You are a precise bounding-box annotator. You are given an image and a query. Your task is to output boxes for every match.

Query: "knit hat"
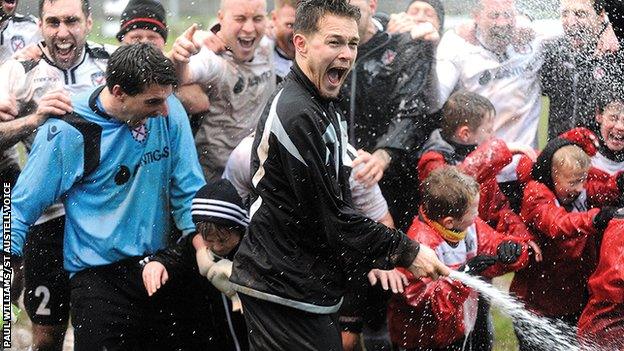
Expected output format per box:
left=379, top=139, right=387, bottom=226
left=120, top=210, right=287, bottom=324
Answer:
left=191, top=179, right=249, bottom=231
left=116, top=0, right=168, bottom=42
left=531, top=138, right=574, bottom=191
left=407, top=0, right=445, bottom=31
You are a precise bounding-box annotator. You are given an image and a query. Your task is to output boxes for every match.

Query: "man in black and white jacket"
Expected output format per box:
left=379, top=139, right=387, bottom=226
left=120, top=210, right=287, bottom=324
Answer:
left=217, top=0, right=450, bottom=349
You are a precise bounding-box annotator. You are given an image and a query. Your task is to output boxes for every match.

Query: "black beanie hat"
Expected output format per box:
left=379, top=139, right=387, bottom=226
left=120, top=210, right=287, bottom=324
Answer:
left=116, top=0, right=168, bottom=42
left=531, top=138, right=575, bottom=191
left=407, top=0, right=445, bottom=31
left=191, top=179, right=249, bottom=231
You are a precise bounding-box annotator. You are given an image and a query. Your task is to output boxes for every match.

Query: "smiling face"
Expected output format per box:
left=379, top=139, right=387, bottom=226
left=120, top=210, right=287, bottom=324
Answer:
left=218, top=0, right=267, bottom=62
left=1, top=0, right=17, bottom=19
left=473, top=0, right=516, bottom=49
left=115, top=83, right=172, bottom=127
left=39, top=0, right=92, bottom=70
left=561, top=0, right=602, bottom=50
left=272, top=4, right=296, bottom=58
left=552, top=163, right=588, bottom=205
left=295, top=14, right=359, bottom=99
left=597, top=100, right=624, bottom=152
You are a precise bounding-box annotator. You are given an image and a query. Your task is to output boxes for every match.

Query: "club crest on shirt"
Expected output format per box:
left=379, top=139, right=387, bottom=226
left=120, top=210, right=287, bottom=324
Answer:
left=381, top=49, right=397, bottom=66
left=131, top=123, right=149, bottom=143
left=10, top=35, right=25, bottom=52
left=91, top=72, right=106, bottom=86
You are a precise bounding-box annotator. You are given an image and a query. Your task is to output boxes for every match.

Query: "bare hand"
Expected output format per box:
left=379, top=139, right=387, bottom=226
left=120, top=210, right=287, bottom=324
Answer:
left=142, top=261, right=169, bottom=297
left=410, top=22, right=440, bottom=42
left=387, top=12, right=415, bottom=34
left=408, top=244, right=450, bottom=280
left=194, top=29, right=229, bottom=54
left=35, top=90, right=72, bottom=122
left=169, top=24, right=201, bottom=64
left=526, top=240, right=543, bottom=262
left=506, top=142, right=537, bottom=162
left=367, top=268, right=409, bottom=293
left=12, top=43, right=43, bottom=61
left=0, top=95, right=18, bottom=121
left=596, top=22, right=619, bottom=56
left=352, top=149, right=389, bottom=187
left=455, top=20, right=477, bottom=45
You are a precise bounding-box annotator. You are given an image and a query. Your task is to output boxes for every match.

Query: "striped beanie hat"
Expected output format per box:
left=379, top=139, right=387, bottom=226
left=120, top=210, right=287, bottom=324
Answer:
left=191, top=179, right=249, bottom=230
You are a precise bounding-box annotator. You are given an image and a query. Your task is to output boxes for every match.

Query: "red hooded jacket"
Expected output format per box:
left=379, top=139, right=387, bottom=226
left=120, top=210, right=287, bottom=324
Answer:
left=388, top=217, right=530, bottom=349
left=577, top=219, right=624, bottom=349
left=418, top=137, right=531, bottom=239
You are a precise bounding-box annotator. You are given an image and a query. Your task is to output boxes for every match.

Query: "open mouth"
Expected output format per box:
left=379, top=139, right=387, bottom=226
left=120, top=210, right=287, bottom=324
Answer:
left=326, top=67, right=348, bottom=85
left=238, top=37, right=256, bottom=50
left=54, top=42, right=75, bottom=59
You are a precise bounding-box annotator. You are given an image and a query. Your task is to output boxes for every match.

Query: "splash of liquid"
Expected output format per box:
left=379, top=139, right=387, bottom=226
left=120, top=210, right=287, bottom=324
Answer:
left=448, top=270, right=599, bottom=351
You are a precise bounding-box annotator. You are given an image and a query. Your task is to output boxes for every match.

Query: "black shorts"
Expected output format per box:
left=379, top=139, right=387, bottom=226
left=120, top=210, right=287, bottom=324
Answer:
left=239, top=293, right=342, bottom=351
left=70, top=258, right=210, bottom=351
left=23, top=215, right=70, bottom=326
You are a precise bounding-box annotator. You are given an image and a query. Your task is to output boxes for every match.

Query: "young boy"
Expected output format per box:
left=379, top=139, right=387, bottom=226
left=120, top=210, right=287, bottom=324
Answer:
left=511, top=139, right=624, bottom=350
left=577, top=218, right=624, bottom=349
left=141, top=179, right=249, bottom=350
left=388, top=166, right=533, bottom=350
left=590, top=88, right=624, bottom=177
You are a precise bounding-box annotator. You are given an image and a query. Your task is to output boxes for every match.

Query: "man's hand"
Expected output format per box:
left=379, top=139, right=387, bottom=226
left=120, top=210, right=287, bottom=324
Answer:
left=387, top=13, right=439, bottom=42
left=367, top=268, right=409, bottom=293
left=596, top=22, right=619, bottom=56
left=506, top=142, right=537, bottom=161
left=408, top=244, right=451, bottom=280
left=352, top=149, right=389, bottom=187
left=35, top=90, right=73, bottom=122
left=169, top=24, right=201, bottom=64
left=142, top=261, right=169, bottom=297
left=0, top=95, right=18, bottom=121
left=193, top=29, right=229, bottom=54
left=12, top=43, right=43, bottom=61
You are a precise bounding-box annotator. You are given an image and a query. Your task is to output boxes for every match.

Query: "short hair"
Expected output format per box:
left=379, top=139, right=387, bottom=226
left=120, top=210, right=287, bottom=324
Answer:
left=440, top=90, right=495, bottom=140
left=596, top=78, right=624, bottom=113
left=592, top=0, right=606, bottom=15
left=552, top=145, right=591, bottom=173
left=421, top=166, right=480, bottom=221
left=39, top=0, right=91, bottom=18
left=105, top=43, right=177, bottom=96
left=294, top=0, right=360, bottom=35
left=275, top=0, right=297, bottom=9
left=196, top=221, right=244, bottom=241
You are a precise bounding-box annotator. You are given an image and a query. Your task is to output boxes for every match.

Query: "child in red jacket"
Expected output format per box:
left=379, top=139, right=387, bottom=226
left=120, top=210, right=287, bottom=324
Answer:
left=418, top=90, right=535, bottom=240
left=577, top=218, right=624, bottom=349
left=510, top=139, right=624, bottom=351
left=388, top=166, right=533, bottom=350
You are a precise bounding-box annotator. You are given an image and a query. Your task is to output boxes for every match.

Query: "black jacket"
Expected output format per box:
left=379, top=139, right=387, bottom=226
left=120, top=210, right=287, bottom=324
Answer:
left=150, top=234, right=249, bottom=351
left=542, top=37, right=622, bottom=139
left=337, top=23, right=438, bottom=229
left=230, top=63, right=420, bottom=313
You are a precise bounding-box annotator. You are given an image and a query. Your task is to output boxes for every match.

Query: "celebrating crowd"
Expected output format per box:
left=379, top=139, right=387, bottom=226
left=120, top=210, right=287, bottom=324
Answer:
left=1, top=0, right=624, bottom=350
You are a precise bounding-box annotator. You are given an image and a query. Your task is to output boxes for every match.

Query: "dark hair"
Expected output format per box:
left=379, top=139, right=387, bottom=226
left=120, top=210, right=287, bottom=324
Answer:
left=294, top=0, right=360, bottom=35
left=596, top=75, right=624, bottom=113
left=39, top=0, right=91, bottom=18
left=421, top=166, right=480, bottom=221
left=441, top=90, right=495, bottom=140
left=105, top=43, right=177, bottom=96
left=593, top=0, right=606, bottom=15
